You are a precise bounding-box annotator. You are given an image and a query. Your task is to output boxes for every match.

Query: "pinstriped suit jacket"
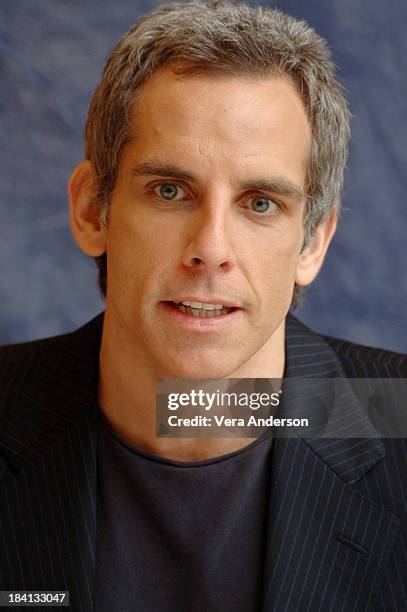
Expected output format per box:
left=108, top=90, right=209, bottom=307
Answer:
left=0, top=312, right=406, bottom=611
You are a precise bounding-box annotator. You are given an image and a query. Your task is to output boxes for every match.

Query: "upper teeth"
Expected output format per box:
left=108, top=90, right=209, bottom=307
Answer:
left=181, top=301, right=225, bottom=310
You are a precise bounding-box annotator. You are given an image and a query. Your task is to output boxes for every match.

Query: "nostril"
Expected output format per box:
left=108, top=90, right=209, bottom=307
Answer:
left=192, top=257, right=204, bottom=265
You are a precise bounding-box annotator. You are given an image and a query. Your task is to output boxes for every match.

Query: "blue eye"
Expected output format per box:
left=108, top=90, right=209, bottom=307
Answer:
left=249, top=197, right=278, bottom=214
left=154, top=183, right=185, bottom=200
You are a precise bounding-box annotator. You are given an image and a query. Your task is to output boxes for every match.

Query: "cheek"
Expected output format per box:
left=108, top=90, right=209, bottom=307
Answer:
left=106, top=210, right=178, bottom=290
left=243, top=229, right=302, bottom=321
left=243, top=225, right=302, bottom=283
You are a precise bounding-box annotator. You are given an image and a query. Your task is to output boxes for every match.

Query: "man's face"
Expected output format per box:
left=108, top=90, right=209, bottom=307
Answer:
left=103, top=67, right=311, bottom=378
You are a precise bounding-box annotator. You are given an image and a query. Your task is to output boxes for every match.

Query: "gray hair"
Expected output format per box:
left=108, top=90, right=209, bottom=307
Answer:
left=84, top=0, right=350, bottom=297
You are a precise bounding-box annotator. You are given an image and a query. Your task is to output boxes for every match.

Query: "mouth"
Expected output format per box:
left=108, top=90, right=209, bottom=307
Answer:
left=165, top=300, right=239, bottom=318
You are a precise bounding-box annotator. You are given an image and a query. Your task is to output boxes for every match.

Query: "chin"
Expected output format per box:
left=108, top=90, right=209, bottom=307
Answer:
left=161, top=356, right=237, bottom=380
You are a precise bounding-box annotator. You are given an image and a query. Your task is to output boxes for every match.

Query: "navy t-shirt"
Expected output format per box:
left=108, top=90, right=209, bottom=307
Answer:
left=93, top=412, right=273, bottom=611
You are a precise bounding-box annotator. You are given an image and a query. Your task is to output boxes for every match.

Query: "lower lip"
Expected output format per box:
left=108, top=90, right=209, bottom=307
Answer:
left=160, top=302, right=243, bottom=332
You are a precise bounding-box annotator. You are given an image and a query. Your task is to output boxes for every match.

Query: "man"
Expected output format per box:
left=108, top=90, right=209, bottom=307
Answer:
left=0, top=1, right=406, bottom=610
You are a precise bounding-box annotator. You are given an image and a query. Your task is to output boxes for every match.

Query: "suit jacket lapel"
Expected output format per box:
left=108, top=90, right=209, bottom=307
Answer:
left=262, top=437, right=400, bottom=612
left=261, top=314, right=400, bottom=611
left=0, top=312, right=401, bottom=611
left=0, top=314, right=103, bottom=612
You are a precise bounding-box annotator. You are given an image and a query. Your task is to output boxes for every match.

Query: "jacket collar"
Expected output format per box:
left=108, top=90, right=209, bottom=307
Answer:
left=0, top=312, right=398, bottom=611
left=0, top=314, right=103, bottom=611
left=284, top=313, right=385, bottom=485
left=261, top=314, right=398, bottom=611
left=0, top=313, right=103, bottom=472
left=0, top=311, right=385, bottom=482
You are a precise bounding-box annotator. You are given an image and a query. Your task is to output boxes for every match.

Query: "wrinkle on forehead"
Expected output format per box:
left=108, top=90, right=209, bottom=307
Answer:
left=126, top=67, right=311, bottom=183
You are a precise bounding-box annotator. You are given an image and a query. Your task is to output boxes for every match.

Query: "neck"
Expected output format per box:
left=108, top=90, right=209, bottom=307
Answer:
left=97, top=311, right=285, bottom=462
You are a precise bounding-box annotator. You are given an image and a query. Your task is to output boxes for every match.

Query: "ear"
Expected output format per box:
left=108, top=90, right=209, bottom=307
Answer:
left=295, top=206, right=338, bottom=286
left=68, top=160, right=107, bottom=257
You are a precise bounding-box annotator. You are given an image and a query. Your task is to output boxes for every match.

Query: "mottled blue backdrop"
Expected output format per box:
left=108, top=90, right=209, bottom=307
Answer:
left=1, top=0, right=406, bottom=351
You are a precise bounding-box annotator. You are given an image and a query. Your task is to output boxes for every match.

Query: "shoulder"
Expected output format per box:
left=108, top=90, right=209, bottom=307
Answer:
left=0, top=313, right=104, bottom=365
left=0, top=336, right=59, bottom=417
left=0, top=328, right=78, bottom=374
left=323, top=334, right=407, bottom=378
left=0, top=313, right=104, bottom=420
left=286, top=313, right=407, bottom=378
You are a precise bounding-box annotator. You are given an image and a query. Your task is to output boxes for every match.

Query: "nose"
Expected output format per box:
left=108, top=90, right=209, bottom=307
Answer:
left=181, top=198, right=236, bottom=273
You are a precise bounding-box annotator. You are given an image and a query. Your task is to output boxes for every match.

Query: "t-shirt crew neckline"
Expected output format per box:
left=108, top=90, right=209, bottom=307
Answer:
left=97, top=407, right=273, bottom=468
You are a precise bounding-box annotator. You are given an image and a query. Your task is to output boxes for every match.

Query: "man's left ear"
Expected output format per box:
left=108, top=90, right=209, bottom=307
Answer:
left=295, top=206, right=338, bottom=287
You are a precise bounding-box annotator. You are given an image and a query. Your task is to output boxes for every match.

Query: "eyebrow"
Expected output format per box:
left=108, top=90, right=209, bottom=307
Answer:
left=130, top=161, right=306, bottom=203
left=131, top=162, right=195, bottom=183
left=239, top=178, right=306, bottom=203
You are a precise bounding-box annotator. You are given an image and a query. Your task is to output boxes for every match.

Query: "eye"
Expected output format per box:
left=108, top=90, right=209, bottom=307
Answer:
left=154, top=183, right=186, bottom=201
left=248, top=196, right=279, bottom=215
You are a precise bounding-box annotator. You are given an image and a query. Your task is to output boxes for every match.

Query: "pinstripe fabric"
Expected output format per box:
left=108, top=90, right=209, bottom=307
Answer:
left=325, top=334, right=407, bottom=611
left=261, top=317, right=407, bottom=611
left=0, top=312, right=406, bottom=611
left=0, top=317, right=100, bottom=611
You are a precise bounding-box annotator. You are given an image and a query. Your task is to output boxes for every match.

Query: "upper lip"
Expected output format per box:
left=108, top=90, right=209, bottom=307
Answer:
left=165, top=297, right=240, bottom=308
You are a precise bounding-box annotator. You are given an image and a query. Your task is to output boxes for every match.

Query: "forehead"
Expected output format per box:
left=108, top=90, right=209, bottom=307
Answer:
left=123, top=66, right=311, bottom=186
